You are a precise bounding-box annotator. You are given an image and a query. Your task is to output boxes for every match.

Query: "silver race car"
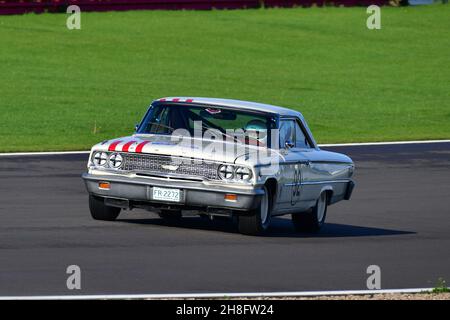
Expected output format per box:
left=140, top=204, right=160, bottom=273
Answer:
left=82, top=97, right=355, bottom=235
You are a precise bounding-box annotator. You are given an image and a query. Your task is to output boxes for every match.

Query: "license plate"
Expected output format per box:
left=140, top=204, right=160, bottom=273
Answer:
left=152, top=187, right=181, bottom=202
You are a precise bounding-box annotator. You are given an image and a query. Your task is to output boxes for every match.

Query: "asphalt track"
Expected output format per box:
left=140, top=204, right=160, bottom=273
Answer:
left=0, top=143, right=449, bottom=296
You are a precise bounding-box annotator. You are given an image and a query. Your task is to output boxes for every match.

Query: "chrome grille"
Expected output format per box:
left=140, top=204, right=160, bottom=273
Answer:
left=121, top=153, right=219, bottom=180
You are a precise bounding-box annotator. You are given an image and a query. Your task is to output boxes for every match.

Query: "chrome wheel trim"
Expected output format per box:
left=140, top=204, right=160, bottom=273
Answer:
left=260, top=187, right=270, bottom=227
left=317, top=192, right=326, bottom=222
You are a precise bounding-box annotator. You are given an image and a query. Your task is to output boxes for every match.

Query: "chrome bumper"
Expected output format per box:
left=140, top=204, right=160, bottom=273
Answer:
left=82, top=172, right=263, bottom=211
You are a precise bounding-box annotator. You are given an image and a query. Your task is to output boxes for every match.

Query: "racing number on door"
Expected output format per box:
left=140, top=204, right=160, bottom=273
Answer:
left=291, top=164, right=301, bottom=206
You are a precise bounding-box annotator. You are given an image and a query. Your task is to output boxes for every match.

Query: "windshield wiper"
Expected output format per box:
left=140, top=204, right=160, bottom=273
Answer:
left=142, top=122, right=175, bottom=133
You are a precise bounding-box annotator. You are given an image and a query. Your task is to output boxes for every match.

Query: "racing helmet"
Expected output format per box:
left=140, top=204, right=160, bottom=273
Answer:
left=244, top=119, right=268, bottom=145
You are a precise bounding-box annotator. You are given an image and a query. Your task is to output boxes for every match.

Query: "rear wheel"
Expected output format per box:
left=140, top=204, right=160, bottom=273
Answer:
left=238, top=186, right=272, bottom=236
left=292, top=192, right=328, bottom=233
left=89, top=195, right=121, bottom=221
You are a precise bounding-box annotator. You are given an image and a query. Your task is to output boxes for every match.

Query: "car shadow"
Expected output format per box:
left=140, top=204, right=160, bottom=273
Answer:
left=269, top=219, right=415, bottom=238
left=116, top=216, right=415, bottom=238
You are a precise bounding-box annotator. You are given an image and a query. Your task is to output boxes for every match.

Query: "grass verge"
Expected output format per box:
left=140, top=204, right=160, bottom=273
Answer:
left=0, top=5, right=449, bottom=151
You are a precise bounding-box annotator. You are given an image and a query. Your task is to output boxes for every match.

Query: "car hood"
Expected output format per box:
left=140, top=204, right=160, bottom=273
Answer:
left=91, top=134, right=280, bottom=165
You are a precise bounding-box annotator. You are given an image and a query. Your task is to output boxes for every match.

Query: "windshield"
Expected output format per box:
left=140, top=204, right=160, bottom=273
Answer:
left=137, top=104, right=274, bottom=146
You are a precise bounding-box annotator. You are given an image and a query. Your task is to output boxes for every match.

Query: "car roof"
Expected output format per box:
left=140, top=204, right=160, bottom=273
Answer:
left=154, top=97, right=302, bottom=118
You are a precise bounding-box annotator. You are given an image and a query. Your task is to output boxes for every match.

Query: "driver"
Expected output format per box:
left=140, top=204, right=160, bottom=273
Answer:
left=244, top=119, right=268, bottom=146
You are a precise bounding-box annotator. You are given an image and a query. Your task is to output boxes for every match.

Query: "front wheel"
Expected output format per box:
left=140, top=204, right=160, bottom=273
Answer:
left=238, top=186, right=272, bottom=236
left=292, top=191, right=328, bottom=233
left=89, top=195, right=121, bottom=221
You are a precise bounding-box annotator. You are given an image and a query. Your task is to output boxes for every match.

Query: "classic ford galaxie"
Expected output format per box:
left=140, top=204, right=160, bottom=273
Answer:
left=82, top=98, right=355, bottom=235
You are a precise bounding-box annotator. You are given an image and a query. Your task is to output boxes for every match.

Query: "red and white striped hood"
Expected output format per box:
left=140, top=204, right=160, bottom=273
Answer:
left=91, top=135, right=280, bottom=165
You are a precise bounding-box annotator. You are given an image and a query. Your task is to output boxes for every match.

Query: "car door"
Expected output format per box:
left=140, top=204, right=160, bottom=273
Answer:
left=292, top=118, right=324, bottom=204
left=277, top=119, right=309, bottom=208
left=289, top=119, right=314, bottom=206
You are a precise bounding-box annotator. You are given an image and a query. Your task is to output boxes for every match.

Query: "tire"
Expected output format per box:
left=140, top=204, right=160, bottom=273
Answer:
left=292, top=192, right=328, bottom=233
left=89, top=195, right=121, bottom=221
left=238, top=186, right=272, bottom=236
left=159, top=209, right=182, bottom=221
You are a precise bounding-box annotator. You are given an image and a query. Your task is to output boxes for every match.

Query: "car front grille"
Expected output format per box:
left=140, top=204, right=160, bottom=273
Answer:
left=120, top=153, right=220, bottom=180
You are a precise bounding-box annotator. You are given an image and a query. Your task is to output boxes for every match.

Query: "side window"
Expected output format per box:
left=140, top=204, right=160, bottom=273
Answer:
left=294, top=121, right=311, bottom=149
left=279, top=120, right=295, bottom=148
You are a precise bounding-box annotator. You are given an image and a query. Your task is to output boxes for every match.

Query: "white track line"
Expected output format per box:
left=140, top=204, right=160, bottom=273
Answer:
left=319, top=139, right=450, bottom=147
left=0, top=150, right=90, bottom=157
left=0, top=288, right=435, bottom=300
left=0, top=139, right=449, bottom=157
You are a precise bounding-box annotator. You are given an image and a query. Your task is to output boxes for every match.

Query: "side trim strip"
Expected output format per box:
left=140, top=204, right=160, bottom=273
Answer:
left=284, top=180, right=350, bottom=187
left=302, top=180, right=351, bottom=185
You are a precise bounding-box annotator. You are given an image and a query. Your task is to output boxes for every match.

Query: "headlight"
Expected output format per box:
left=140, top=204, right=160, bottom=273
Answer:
left=235, top=166, right=252, bottom=181
left=108, top=153, right=123, bottom=168
left=218, top=165, right=235, bottom=180
left=218, top=165, right=252, bottom=182
left=93, top=152, right=108, bottom=166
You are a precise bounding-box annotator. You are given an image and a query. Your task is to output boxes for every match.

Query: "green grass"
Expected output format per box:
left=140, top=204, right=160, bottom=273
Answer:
left=0, top=5, right=449, bottom=152
left=433, top=278, right=450, bottom=293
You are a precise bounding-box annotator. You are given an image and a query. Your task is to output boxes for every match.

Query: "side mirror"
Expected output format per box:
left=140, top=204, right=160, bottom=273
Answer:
left=285, top=140, right=294, bottom=149
left=135, top=123, right=139, bottom=132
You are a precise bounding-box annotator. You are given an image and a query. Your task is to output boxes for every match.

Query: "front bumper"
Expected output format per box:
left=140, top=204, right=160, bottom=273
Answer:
left=82, top=172, right=263, bottom=211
